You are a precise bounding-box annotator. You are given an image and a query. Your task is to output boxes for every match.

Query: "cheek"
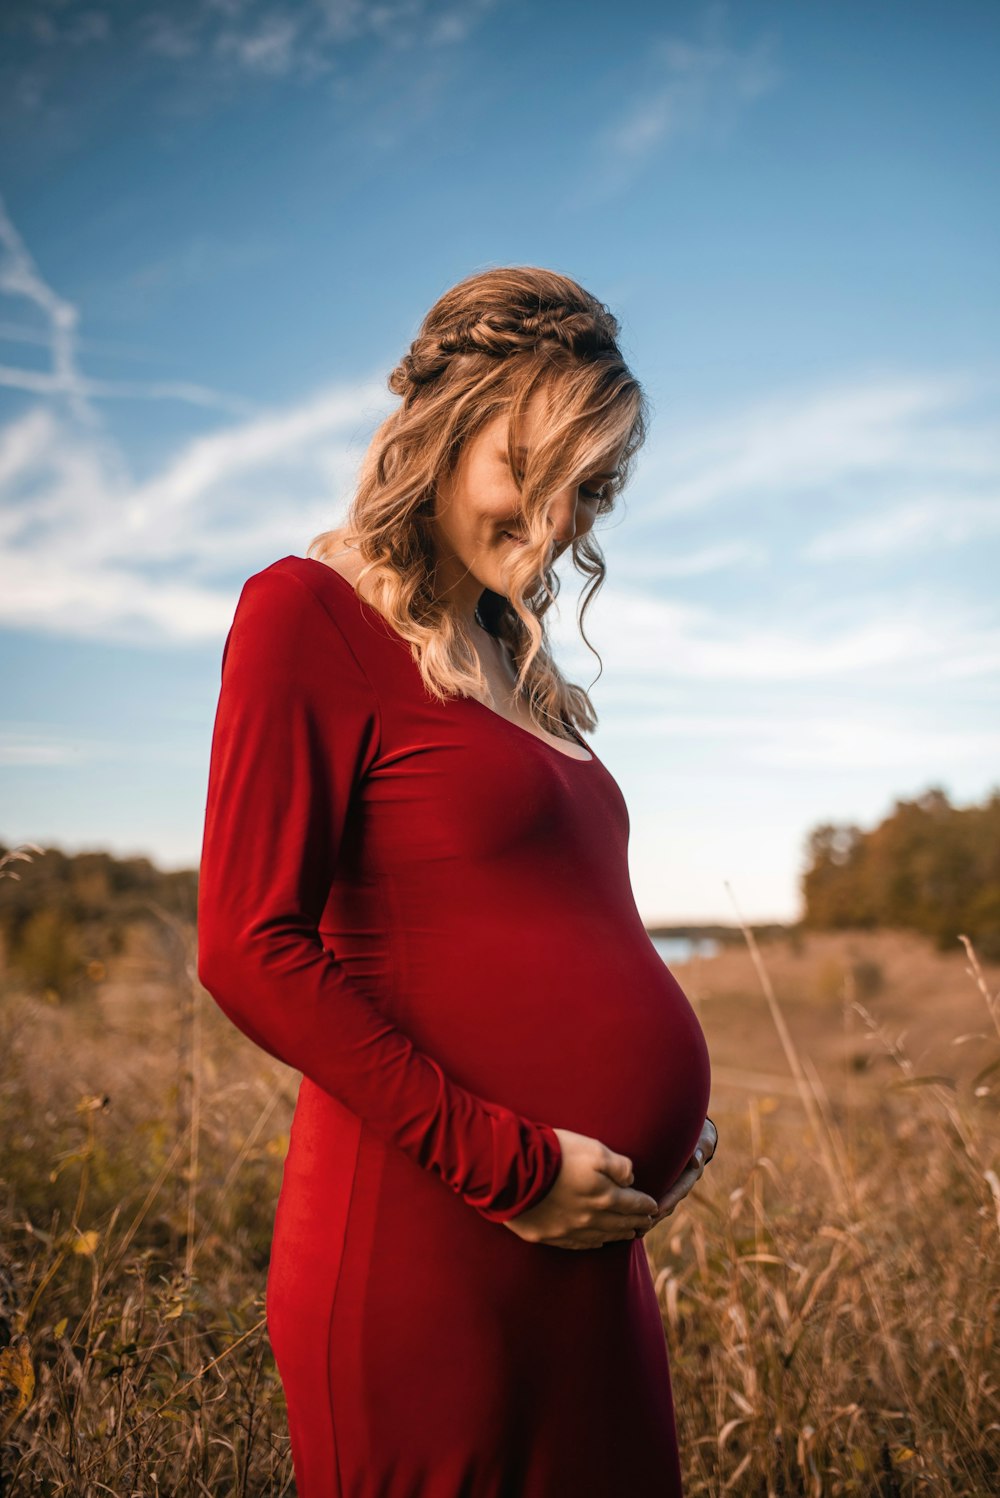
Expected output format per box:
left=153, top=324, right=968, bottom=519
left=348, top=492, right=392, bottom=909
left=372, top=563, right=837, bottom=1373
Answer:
left=477, top=494, right=518, bottom=536
left=433, top=483, right=481, bottom=542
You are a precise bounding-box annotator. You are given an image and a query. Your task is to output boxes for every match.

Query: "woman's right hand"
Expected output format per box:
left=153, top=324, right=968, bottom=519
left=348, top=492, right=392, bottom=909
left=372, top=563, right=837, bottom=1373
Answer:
left=502, top=1128, right=658, bottom=1250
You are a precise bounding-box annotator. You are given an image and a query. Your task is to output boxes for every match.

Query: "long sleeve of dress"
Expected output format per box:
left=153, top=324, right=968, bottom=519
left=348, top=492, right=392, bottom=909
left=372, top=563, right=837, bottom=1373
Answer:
left=196, top=566, right=563, bottom=1224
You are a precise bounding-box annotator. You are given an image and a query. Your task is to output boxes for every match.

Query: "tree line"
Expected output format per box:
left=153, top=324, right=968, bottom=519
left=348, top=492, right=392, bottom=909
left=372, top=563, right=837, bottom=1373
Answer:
left=801, top=784, right=1000, bottom=958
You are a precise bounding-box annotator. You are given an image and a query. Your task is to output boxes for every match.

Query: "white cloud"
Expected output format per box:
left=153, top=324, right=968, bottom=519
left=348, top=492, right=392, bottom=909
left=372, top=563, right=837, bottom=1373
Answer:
left=609, top=539, right=769, bottom=579
left=0, top=197, right=996, bottom=705
left=428, top=0, right=500, bottom=47
left=215, top=14, right=310, bottom=76
left=22, top=8, right=112, bottom=48
left=804, top=493, right=1000, bottom=561
left=554, top=581, right=1000, bottom=689
left=138, top=14, right=201, bottom=60
left=126, top=0, right=493, bottom=79
left=0, top=191, right=256, bottom=417
left=0, top=728, right=85, bottom=767
left=0, top=192, right=90, bottom=425
left=0, top=377, right=392, bottom=640
left=588, top=704, right=1000, bottom=771
left=0, top=182, right=327, bottom=653
left=0, top=363, right=259, bottom=415
left=0, top=196, right=396, bottom=642
left=3, top=0, right=500, bottom=134
left=0, top=725, right=206, bottom=767
left=633, top=371, right=1000, bottom=522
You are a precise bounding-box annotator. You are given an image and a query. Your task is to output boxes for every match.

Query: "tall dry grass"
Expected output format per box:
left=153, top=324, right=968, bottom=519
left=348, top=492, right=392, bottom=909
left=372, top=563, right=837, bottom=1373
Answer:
left=0, top=845, right=997, bottom=1495
left=645, top=892, right=1000, bottom=1496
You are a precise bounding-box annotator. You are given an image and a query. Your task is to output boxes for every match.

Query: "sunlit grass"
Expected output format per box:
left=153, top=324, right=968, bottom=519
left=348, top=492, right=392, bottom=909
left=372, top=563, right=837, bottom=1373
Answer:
left=1, top=850, right=997, bottom=1494
left=648, top=925, right=1000, bottom=1496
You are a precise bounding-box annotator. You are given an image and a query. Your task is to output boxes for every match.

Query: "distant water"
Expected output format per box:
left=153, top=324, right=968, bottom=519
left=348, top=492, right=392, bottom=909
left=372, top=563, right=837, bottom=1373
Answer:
left=649, top=934, right=720, bottom=964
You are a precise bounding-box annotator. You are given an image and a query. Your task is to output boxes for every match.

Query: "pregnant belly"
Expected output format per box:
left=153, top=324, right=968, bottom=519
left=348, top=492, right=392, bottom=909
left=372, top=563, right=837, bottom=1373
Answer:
left=390, top=926, right=713, bottom=1207
left=544, top=949, right=712, bottom=1204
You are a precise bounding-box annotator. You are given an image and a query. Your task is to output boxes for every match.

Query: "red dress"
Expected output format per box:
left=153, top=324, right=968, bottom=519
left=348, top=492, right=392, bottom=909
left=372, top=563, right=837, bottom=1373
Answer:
left=197, top=554, right=712, bottom=1498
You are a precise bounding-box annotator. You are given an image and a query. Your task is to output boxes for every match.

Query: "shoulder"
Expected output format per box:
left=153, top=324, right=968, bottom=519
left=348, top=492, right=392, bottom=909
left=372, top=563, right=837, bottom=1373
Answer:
left=240, top=554, right=345, bottom=613
left=225, top=556, right=378, bottom=696
left=214, top=559, right=382, bottom=770
left=235, top=556, right=361, bottom=646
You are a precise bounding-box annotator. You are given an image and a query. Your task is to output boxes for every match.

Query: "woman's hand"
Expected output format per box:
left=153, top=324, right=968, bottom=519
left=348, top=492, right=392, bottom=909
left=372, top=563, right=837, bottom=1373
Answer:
left=502, top=1128, right=659, bottom=1250
left=639, top=1115, right=719, bottom=1233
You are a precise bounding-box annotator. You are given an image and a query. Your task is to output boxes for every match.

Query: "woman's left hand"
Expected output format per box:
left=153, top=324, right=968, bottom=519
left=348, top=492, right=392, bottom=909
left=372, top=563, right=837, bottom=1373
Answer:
left=638, top=1115, right=718, bottom=1233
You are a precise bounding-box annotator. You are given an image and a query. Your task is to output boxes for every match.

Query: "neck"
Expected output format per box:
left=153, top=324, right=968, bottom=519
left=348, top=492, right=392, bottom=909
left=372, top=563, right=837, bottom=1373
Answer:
left=428, top=545, right=493, bottom=637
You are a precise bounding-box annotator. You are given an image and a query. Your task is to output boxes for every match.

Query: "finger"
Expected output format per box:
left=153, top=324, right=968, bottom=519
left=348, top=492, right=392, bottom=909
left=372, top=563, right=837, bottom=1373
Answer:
left=604, top=1188, right=659, bottom=1216
left=602, top=1150, right=636, bottom=1188
left=605, top=1199, right=660, bottom=1224
left=596, top=1207, right=657, bottom=1234
left=596, top=1221, right=646, bottom=1247
left=652, top=1177, right=697, bottom=1221
left=656, top=1164, right=700, bottom=1215
left=652, top=1193, right=682, bottom=1222
left=669, top=1165, right=698, bottom=1194
left=672, top=1159, right=701, bottom=1191
left=564, top=1230, right=631, bottom=1251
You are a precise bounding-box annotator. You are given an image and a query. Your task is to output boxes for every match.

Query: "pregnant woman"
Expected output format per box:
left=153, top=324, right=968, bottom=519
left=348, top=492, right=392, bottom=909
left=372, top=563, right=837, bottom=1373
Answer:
left=197, top=265, right=717, bottom=1497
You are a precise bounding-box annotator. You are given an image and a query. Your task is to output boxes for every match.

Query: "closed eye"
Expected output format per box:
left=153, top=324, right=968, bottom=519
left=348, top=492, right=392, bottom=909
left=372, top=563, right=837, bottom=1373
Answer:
left=505, top=453, right=613, bottom=502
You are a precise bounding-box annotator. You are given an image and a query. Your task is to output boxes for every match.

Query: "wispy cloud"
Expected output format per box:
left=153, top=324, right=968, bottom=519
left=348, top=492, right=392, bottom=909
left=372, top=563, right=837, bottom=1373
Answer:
left=632, top=372, right=1000, bottom=523
left=0, top=196, right=393, bottom=641
left=567, top=364, right=1000, bottom=690
left=0, top=377, right=391, bottom=641
left=0, top=725, right=209, bottom=767
left=4, top=0, right=501, bottom=102
left=11, top=7, right=112, bottom=49
left=0, top=192, right=91, bottom=425
left=0, top=727, right=85, bottom=767
left=3, top=285, right=997, bottom=677
left=427, top=0, right=501, bottom=47
left=555, top=581, right=1000, bottom=690
left=1, top=192, right=997, bottom=703
left=610, top=539, right=769, bottom=579
left=576, top=1, right=782, bottom=206
left=6, top=337, right=997, bottom=671
left=214, top=12, right=312, bottom=77
left=0, top=364, right=260, bottom=415
left=804, top=493, right=1000, bottom=561
left=589, top=704, right=1000, bottom=772
left=0, top=191, right=256, bottom=417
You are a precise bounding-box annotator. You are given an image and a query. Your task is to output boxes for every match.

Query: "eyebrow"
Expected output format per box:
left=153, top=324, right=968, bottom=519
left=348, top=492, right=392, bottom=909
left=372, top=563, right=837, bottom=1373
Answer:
left=511, top=443, right=619, bottom=480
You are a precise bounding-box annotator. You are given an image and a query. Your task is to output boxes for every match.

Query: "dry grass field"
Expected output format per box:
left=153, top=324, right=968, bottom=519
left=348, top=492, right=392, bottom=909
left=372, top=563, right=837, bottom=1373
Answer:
left=1, top=917, right=998, bottom=1496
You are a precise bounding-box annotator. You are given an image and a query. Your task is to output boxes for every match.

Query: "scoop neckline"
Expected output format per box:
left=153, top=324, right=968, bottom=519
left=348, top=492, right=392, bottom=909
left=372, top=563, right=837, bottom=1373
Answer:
left=290, top=554, right=597, bottom=766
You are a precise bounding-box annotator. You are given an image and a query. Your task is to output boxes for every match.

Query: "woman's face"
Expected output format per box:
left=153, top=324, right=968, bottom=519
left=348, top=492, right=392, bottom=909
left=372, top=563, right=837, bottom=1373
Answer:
left=429, top=385, right=621, bottom=616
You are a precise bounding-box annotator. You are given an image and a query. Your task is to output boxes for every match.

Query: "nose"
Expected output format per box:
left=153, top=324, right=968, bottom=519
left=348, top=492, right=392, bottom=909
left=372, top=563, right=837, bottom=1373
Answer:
left=547, top=486, right=584, bottom=550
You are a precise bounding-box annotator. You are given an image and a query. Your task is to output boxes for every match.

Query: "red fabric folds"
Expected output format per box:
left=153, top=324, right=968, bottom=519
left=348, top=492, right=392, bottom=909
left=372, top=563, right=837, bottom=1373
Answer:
left=196, top=567, right=562, bottom=1224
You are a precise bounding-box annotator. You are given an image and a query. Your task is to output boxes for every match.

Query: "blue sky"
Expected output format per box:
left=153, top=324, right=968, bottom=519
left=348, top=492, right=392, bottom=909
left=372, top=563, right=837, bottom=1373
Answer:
left=1, top=0, right=997, bottom=925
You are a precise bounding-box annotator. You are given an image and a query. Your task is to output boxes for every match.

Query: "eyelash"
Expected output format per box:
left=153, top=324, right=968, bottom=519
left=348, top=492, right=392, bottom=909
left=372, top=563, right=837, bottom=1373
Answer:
left=513, top=471, right=608, bottom=502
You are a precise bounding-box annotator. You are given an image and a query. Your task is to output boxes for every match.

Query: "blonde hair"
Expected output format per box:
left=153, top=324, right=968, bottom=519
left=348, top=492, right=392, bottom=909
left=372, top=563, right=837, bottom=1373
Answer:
left=307, top=265, right=648, bottom=743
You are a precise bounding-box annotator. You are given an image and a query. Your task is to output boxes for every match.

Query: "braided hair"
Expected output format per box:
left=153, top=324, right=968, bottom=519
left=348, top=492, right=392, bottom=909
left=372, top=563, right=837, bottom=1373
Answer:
left=388, top=269, right=625, bottom=398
